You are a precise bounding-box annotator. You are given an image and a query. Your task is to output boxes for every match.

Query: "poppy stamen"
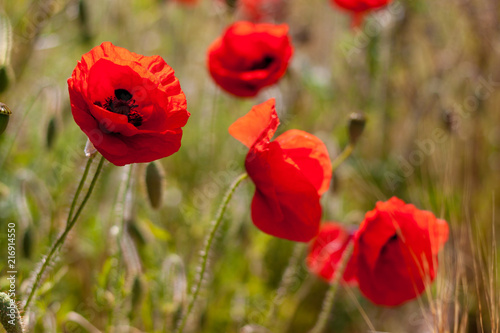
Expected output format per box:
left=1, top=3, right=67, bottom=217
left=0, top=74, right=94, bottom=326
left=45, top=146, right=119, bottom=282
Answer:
left=94, top=89, right=143, bottom=127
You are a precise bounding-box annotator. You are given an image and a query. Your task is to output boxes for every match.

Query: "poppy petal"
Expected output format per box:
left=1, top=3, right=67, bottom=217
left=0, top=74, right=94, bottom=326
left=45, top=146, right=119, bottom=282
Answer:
left=229, top=98, right=279, bottom=148
left=247, top=142, right=321, bottom=242
left=307, top=222, right=357, bottom=283
left=275, top=129, right=332, bottom=196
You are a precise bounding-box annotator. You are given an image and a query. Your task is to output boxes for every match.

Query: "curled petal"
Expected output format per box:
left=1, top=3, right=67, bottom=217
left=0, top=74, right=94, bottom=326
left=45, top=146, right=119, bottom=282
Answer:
left=229, top=98, right=279, bottom=148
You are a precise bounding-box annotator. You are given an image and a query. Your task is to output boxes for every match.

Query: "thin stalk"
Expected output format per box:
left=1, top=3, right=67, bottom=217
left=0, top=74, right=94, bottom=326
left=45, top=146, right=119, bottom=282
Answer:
left=265, top=243, right=306, bottom=327
left=23, top=155, right=105, bottom=310
left=331, top=144, right=354, bottom=174
left=308, top=240, right=354, bottom=333
left=175, top=172, right=248, bottom=333
left=67, top=154, right=94, bottom=221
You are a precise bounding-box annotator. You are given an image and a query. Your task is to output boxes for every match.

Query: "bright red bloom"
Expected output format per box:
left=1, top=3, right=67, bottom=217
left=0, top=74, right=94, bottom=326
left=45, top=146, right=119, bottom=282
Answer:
left=331, top=0, right=391, bottom=26
left=309, top=197, right=449, bottom=306
left=68, top=42, right=190, bottom=166
left=353, top=198, right=448, bottom=306
left=229, top=98, right=332, bottom=242
left=207, top=21, right=293, bottom=97
left=307, top=222, right=357, bottom=283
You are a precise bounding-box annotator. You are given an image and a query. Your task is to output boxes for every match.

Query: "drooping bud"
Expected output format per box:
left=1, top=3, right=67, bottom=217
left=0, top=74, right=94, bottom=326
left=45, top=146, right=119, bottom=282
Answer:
left=46, top=116, right=57, bottom=150
left=22, top=227, right=33, bottom=259
left=145, top=161, right=165, bottom=209
left=0, top=292, right=23, bottom=333
left=130, top=274, right=144, bottom=314
left=348, top=112, right=366, bottom=145
left=0, top=12, right=13, bottom=94
left=0, top=102, right=11, bottom=135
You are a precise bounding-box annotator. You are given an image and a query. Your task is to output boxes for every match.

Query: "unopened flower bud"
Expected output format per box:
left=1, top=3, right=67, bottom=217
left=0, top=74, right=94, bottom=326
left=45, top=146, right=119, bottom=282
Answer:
left=348, top=112, right=366, bottom=145
left=145, top=161, right=165, bottom=209
left=0, top=102, right=11, bottom=135
left=46, top=116, right=57, bottom=150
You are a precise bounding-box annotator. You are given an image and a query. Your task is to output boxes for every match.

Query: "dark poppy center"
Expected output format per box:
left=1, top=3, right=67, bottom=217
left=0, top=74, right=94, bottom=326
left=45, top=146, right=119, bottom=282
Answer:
left=379, top=233, right=399, bottom=256
left=94, top=89, right=143, bottom=127
left=250, top=56, right=275, bottom=70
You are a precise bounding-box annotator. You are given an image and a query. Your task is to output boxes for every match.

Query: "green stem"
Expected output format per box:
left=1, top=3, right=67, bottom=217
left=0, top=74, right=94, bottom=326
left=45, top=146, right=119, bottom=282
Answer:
left=331, top=144, right=354, bottom=174
left=23, top=155, right=105, bottom=311
left=175, top=172, right=248, bottom=333
left=67, top=155, right=94, bottom=222
left=308, top=240, right=354, bottom=333
left=265, top=243, right=306, bottom=327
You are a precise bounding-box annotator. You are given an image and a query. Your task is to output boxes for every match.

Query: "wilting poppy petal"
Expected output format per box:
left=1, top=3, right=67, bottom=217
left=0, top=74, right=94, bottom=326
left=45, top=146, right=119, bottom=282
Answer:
left=228, top=98, right=279, bottom=148
left=207, top=21, right=293, bottom=97
left=230, top=99, right=332, bottom=242
left=68, top=42, right=190, bottom=166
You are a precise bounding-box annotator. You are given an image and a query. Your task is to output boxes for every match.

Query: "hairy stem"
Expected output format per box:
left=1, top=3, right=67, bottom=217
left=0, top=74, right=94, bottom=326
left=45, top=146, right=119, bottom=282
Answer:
left=309, top=240, right=354, bottom=333
left=331, top=143, right=354, bottom=174
left=23, top=155, right=105, bottom=310
left=175, top=172, right=248, bottom=333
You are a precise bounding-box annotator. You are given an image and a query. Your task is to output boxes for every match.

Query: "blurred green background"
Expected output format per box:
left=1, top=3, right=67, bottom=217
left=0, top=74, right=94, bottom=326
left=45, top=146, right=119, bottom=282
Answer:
left=0, top=0, right=499, bottom=332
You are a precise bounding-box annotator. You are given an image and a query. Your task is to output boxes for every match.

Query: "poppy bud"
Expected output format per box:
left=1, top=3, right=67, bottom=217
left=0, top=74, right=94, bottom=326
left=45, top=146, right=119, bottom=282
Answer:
left=0, top=66, right=11, bottom=93
left=0, top=292, right=23, bottom=333
left=0, top=12, right=12, bottom=94
left=78, top=0, right=92, bottom=43
left=46, top=116, right=57, bottom=150
left=130, top=274, right=145, bottom=313
left=145, top=161, right=165, bottom=209
left=22, top=226, right=34, bottom=259
left=348, top=112, right=366, bottom=145
left=0, top=102, right=11, bottom=135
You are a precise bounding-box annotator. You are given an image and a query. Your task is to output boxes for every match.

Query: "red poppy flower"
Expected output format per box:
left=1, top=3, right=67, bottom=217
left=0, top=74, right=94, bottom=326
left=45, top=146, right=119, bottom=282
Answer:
left=237, top=0, right=286, bottom=22
left=229, top=98, right=332, bottom=242
left=331, top=0, right=391, bottom=26
left=207, top=21, right=293, bottom=97
left=173, top=0, right=199, bottom=5
left=307, top=222, right=357, bottom=283
left=307, top=198, right=449, bottom=306
left=353, top=198, right=449, bottom=306
left=68, top=42, right=190, bottom=166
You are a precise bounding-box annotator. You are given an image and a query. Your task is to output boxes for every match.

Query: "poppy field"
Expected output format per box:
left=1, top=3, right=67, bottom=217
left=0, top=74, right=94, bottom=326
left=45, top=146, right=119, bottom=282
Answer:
left=0, top=0, right=499, bottom=332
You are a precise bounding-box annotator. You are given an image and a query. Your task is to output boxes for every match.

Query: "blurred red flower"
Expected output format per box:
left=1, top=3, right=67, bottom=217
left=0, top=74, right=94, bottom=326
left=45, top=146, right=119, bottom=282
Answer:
left=173, top=0, right=199, bottom=5
left=237, top=0, right=286, bottom=22
left=229, top=98, right=332, bottom=242
left=308, top=197, right=449, bottom=306
left=68, top=42, right=190, bottom=166
left=307, top=222, right=357, bottom=283
left=207, top=21, right=293, bottom=97
left=331, top=0, right=391, bottom=26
